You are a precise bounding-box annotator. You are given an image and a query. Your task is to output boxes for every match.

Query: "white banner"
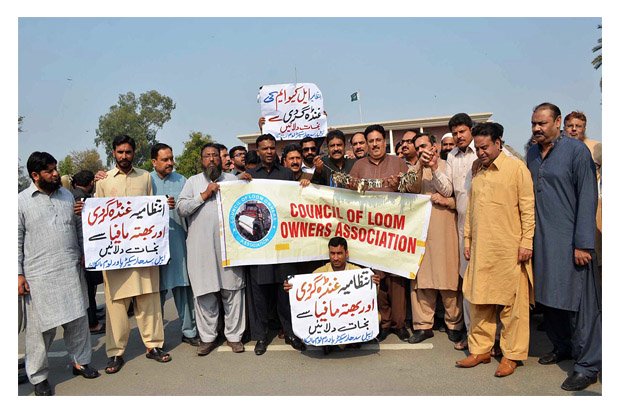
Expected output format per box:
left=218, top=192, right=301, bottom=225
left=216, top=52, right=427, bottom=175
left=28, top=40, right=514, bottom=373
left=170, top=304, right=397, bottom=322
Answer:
left=259, top=83, right=327, bottom=140
left=289, top=268, right=379, bottom=346
left=82, top=196, right=170, bottom=270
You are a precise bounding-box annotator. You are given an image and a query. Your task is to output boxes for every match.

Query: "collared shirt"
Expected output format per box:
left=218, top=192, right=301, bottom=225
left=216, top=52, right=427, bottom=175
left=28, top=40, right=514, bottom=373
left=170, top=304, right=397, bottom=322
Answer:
left=247, top=163, right=294, bottom=181
left=313, top=262, right=361, bottom=273
left=311, top=155, right=356, bottom=187
left=350, top=154, right=408, bottom=192
left=446, top=141, right=477, bottom=275
left=95, top=166, right=153, bottom=198
left=95, top=165, right=159, bottom=300
left=446, top=141, right=477, bottom=218
left=150, top=170, right=190, bottom=290
left=18, top=182, right=82, bottom=275
left=18, top=182, right=87, bottom=330
left=463, top=151, right=535, bottom=305
left=527, top=135, right=597, bottom=310
left=302, top=164, right=316, bottom=174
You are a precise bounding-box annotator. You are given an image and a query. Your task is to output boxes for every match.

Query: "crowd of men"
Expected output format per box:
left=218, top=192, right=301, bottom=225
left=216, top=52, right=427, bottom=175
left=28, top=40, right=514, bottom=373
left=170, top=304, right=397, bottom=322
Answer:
left=18, top=103, right=602, bottom=395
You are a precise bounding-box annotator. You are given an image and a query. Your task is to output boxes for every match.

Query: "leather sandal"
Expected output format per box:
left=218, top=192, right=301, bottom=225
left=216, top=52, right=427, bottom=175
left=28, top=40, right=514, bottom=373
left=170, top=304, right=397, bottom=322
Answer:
left=146, top=347, right=172, bottom=363
left=105, top=356, right=125, bottom=374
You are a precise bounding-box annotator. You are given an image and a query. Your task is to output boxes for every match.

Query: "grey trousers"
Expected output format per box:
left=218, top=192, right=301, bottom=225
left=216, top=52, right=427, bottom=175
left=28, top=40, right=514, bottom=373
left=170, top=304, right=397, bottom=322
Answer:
left=24, top=295, right=92, bottom=385
left=195, top=289, right=245, bottom=343
left=161, top=286, right=197, bottom=339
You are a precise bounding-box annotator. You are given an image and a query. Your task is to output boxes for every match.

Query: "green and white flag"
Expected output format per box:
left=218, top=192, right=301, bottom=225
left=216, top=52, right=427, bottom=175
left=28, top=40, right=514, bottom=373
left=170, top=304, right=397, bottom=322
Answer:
left=350, top=91, right=359, bottom=102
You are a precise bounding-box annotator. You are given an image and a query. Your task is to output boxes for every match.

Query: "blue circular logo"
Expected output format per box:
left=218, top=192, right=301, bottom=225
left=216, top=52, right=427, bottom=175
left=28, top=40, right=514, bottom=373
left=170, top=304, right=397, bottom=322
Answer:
left=229, top=193, right=278, bottom=249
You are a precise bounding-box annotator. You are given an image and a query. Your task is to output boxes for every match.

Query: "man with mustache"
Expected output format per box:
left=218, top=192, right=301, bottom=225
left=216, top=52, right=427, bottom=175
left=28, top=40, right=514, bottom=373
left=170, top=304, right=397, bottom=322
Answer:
left=400, top=130, right=422, bottom=167
left=246, top=134, right=306, bottom=355
left=177, top=143, right=248, bottom=355
left=19, top=151, right=99, bottom=395
left=456, top=122, right=534, bottom=378
left=349, top=132, right=368, bottom=159
left=311, top=129, right=355, bottom=187
left=215, top=143, right=233, bottom=173
left=527, top=103, right=601, bottom=391
left=402, top=134, right=463, bottom=346
left=563, top=111, right=600, bottom=165
left=150, top=143, right=199, bottom=347
left=282, top=144, right=312, bottom=183
left=445, top=113, right=478, bottom=351
left=349, top=124, right=410, bottom=342
left=88, top=135, right=171, bottom=374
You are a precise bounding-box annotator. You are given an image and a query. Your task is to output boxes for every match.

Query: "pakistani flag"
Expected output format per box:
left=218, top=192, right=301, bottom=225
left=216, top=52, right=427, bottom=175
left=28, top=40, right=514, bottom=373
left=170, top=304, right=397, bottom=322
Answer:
left=350, top=91, right=359, bottom=102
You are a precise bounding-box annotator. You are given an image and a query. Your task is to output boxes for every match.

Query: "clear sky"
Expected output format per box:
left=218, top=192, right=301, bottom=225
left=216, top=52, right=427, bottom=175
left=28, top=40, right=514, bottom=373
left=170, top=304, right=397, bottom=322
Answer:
left=18, top=16, right=603, bottom=165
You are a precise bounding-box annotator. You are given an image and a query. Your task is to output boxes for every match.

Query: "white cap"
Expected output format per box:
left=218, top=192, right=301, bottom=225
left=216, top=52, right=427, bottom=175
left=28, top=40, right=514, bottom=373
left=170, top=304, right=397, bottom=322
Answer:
left=442, top=133, right=453, bottom=139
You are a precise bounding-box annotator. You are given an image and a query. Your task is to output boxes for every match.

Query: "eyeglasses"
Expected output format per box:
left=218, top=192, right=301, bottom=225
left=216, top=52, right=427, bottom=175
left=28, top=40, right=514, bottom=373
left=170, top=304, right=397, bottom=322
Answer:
left=303, top=148, right=317, bottom=153
left=400, top=139, right=415, bottom=145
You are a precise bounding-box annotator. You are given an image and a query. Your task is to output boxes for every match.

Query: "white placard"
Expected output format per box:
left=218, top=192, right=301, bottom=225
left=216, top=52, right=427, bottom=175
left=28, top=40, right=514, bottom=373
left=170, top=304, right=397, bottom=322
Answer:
left=259, top=83, right=327, bottom=140
left=289, top=268, right=379, bottom=346
left=82, top=196, right=170, bottom=270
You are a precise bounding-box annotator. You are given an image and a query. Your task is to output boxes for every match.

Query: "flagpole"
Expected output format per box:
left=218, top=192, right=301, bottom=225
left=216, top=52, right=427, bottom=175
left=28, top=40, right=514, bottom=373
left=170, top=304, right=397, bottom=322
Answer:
left=358, top=90, right=363, bottom=123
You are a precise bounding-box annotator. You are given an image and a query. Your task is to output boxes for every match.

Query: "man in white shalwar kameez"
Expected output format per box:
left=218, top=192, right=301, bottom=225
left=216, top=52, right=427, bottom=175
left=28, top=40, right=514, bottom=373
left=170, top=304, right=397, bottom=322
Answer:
left=177, top=143, right=247, bottom=355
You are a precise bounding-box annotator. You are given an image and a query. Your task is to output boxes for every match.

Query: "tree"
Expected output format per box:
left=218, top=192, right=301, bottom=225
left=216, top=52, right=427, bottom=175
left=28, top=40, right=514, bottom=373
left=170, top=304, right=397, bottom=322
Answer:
left=18, top=163, right=30, bottom=192
left=18, top=116, right=30, bottom=192
left=175, top=131, right=214, bottom=178
left=95, top=90, right=176, bottom=169
left=592, top=24, right=602, bottom=89
left=57, top=149, right=106, bottom=176
left=58, top=155, right=75, bottom=176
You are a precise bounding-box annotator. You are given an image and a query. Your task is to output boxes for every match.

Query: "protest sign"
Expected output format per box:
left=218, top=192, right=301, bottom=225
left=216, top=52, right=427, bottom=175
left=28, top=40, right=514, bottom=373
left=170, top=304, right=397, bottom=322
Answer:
left=217, top=180, right=432, bottom=278
left=259, top=83, right=327, bottom=140
left=289, top=268, right=378, bottom=346
left=82, top=196, right=170, bottom=271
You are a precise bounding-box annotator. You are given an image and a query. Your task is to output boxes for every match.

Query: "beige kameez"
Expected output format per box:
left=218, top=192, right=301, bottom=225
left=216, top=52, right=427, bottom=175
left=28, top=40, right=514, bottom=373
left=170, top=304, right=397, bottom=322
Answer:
left=463, top=152, right=535, bottom=360
left=406, top=161, right=462, bottom=330
left=95, top=167, right=164, bottom=356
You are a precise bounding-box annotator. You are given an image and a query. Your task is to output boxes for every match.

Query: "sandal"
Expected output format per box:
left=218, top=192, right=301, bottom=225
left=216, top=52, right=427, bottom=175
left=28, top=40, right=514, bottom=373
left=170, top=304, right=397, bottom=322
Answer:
left=146, top=347, right=172, bottom=363
left=105, top=356, right=125, bottom=374
left=90, top=322, right=106, bottom=335
left=454, top=338, right=469, bottom=351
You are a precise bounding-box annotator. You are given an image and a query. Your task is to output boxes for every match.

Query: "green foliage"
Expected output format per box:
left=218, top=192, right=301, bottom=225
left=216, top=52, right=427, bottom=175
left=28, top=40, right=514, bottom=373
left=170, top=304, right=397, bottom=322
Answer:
left=57, top=149, right=106, bottom=176
left=95, top=90, right=176, bottom=167
left=18, top=163, right=30, bottom=192
left=175, top=131, right=213, bottom=178
left=592, top=24, right=602, bottom=70
left=58, top=155, right=75, bottom=176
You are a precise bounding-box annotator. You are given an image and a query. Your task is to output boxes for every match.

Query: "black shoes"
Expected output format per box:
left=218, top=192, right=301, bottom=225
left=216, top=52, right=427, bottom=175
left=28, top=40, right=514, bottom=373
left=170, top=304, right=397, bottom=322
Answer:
left=197, top=341, right=218, bottom=356
left=285, top=335, right=306, bottom=351
left=407, top=329, right=434, bottom=344
left=254, top=340, right=268, bottom=356
left=72, top=364, right=100, bottom=379
left=447, top=329, right=464, bottom=343
left=33, top=379, right=53, bottom=396
left=182, top=335, right=201, bottom=347
left=538, top=350, right=573, bottom=365
left=561, top=371, right=598, bottom=391
left=376, top=329, right=390, bottom=342
left=392, top=327, right=411, bottom=342
left=105, top=356, right=125, bottom=374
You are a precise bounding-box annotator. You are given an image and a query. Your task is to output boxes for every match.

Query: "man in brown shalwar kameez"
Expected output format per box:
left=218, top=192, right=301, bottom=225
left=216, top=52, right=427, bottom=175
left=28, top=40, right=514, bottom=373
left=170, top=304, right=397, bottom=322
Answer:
left=403, top=134, right=464, bottom=345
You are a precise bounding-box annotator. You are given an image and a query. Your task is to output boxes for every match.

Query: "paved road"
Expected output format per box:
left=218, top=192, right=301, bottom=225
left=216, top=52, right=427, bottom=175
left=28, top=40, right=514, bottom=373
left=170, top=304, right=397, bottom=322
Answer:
left=17, top=291, right=602, bottom=396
